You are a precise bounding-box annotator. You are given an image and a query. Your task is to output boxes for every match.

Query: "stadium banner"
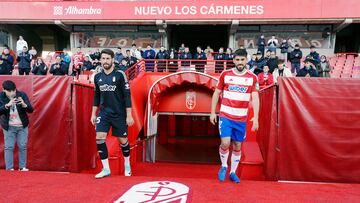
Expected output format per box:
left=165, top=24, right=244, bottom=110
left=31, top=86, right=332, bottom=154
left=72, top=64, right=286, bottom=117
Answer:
left=278, top=77, right=360, bottom=183
left=236, top=32, right=332, bottom=49
left=71, top=32, right=162, bottom=49
left=0, top=0, right=359, bottom=20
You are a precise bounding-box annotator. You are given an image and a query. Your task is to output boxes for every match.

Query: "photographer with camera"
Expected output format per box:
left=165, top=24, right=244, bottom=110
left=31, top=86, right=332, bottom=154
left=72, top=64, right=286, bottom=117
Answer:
left=0, top=80, right=34, bottom=171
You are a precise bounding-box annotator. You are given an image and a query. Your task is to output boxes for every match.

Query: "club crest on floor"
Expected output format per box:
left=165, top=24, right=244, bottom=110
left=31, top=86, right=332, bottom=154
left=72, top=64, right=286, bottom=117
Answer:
left=113, top=181, right=191, bottom=203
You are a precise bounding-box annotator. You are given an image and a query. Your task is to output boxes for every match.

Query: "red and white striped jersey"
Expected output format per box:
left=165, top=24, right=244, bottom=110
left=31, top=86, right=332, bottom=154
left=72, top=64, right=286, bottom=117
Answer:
left=216, top=69, right=259, bottom=122
left=73, top=52, right=85, bottom=67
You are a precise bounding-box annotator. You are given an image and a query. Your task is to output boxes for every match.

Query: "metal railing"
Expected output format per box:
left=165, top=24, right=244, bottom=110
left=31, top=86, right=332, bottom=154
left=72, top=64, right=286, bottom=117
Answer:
left=124, top=59, right=234, bottom=80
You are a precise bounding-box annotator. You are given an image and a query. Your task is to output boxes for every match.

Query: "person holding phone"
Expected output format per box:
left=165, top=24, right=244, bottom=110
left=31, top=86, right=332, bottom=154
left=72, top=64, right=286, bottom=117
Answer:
left=31, top=58, right=48, bottom=75
left=0, top=80, right=33, bottom=171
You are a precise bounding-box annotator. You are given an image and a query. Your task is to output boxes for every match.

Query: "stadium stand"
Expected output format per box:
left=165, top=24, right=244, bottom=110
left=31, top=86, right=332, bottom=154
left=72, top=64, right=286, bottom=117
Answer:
left=329, top=53, right=359, bottom=78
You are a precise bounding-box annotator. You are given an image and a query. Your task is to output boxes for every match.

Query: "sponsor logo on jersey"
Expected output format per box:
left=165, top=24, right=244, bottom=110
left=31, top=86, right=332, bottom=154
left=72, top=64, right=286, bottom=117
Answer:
left=98, top=78, right=102, bottom=82
left=113, top=181, right=191, bottom=203
left=229, top=85, right=248, bottom=93
left=99, top=84, right=116, bottom=91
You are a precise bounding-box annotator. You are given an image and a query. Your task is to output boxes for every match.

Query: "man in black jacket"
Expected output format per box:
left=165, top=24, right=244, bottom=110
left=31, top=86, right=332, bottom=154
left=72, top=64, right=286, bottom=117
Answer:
left=193, top=46, right=207, bottom=72
left=1, top=48, right=14, bottom=75
left=306, top=45, right=321, bottom=66
left=125, top=50, right=138, bottom=67
left=0, top=80, right=33, bottom=171
left=215, top=47, right=226, bottom=72
left=280, top=39, right=289, bottom=62
left=0, top=58, right=12, bottom=75
left=50, top=56, right=68, bottom=76
left=179, top=47, right=192, bottom=68
left=297, top=58, right=318, bottom=77
left=256, top=34, right=266, bottom=56
left=155, top=46, right=169, bottom=72
left=290, top=44, right=303, bottom=75
left=266, top=51, right=278, bottom=74
left=83, top=55, right=94, bottom=71
left=31, top=58, right=48, bottom=75
left=16, top=46, right=31, bottom=75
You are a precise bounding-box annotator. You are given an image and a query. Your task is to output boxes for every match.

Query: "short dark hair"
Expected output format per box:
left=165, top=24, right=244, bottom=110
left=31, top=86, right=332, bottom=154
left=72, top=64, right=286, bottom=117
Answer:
left=117, top=47, right=122, bottom=49
left=132, top=44, right=136, bottom=47
left=277, top=59, right=285, bottom=65
left=101, top=49, right=114, bottom=58
left=2, top=80, right=16, bottom=91
left=233, top=48, right=248, bottom=57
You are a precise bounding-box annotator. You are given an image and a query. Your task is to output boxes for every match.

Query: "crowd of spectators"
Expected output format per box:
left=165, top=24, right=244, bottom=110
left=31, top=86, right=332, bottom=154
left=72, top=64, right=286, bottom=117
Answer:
left=252, top=34, right=332, bottom=87
left=0, top=35, right=332, bottom=85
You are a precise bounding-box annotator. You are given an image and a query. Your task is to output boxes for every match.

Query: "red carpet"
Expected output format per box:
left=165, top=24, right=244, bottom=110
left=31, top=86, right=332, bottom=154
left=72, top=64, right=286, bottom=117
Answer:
left=133, top=162, right=265, bottom=181
left=1, top=170, right=359, bottom=203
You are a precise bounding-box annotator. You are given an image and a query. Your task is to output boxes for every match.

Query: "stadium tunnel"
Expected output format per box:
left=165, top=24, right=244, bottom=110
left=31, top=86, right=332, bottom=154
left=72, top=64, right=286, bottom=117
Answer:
left=144, top=71, right=221, bottom=163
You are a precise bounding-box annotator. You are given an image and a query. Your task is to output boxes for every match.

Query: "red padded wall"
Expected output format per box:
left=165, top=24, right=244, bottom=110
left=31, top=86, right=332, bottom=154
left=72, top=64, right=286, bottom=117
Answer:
left=278, top=77, right=360, bottom=183
left=0, top=76, right=72, bottom=171
left=70, top=83, right=97, bottom=172
left=256, top=85, right=278, bottom=180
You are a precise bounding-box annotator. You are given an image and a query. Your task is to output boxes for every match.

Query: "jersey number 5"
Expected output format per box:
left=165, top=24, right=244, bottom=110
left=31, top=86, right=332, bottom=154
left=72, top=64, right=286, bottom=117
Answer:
left=96, top=117, right=101, bottom=124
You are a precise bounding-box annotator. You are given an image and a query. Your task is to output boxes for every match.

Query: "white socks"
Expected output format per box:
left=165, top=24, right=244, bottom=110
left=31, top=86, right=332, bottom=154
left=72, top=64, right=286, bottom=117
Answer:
left=219, top=146, right=229, bottom=167
left=101, top=159, right=110, bottom=171
left=230, top=150, right=241, bottom=173
left=124, top=156, right=130, bottom=166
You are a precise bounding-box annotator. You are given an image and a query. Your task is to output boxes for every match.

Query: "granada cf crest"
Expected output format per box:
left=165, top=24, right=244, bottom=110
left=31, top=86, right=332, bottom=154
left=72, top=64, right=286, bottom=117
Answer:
left=186, top=90, right=196, bottom=110
left=113, top=181, right=191, bottom=203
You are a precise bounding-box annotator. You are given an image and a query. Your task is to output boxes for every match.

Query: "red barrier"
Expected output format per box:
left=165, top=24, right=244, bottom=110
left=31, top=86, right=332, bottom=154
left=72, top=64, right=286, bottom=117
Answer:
left=256, top=85, right=278, bottom=180
left=278, top=77, right=360, bottom=183
left=0, top=76, right=72, bottom=171
left=70, top=83, right=97, bottom=172
left=0, top=77, right=142, bottom=172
